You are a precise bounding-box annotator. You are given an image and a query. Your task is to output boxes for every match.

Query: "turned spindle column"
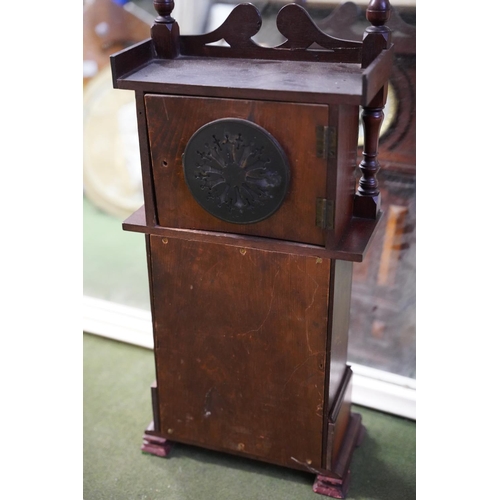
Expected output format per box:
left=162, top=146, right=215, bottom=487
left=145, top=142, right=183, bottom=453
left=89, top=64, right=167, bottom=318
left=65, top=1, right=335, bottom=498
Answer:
left=354, top=0, right=392, bottom=219
left=151, top=0, right=180, bottom=58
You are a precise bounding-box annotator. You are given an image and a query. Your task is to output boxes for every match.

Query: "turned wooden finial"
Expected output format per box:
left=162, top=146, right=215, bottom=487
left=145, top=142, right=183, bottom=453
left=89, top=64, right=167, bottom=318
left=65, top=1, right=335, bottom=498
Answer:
left=153, top=0, right=175, bottom=23
left=151, top=0, right=179, bottom=58
left=362, top=0, right=391, bottom=68
left=366, top=0, right=391, bottom=27
left=153, top=0, right=174, bottom=20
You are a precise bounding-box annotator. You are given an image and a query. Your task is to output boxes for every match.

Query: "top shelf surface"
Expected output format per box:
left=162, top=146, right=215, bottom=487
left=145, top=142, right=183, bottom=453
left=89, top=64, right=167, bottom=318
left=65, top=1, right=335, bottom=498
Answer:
left=118, top=56, right=362, bottom=99
left=114, top=53, right=365, bottom=103
left=112, top=2, right=393, bottom=105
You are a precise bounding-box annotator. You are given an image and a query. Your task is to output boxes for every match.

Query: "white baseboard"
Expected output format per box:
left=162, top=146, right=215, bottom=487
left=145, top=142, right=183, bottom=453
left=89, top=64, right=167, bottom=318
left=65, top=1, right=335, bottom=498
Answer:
left=83, top=295, right=416, bottom=420
left=349, top=363, right=415, bottom=420
left=83, top=295, right=154, bottom=349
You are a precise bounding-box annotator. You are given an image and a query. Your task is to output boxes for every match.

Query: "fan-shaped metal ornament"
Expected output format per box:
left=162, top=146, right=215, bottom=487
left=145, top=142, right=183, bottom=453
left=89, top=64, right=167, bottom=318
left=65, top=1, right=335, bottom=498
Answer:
left=183, top=118, right=290, bottom=224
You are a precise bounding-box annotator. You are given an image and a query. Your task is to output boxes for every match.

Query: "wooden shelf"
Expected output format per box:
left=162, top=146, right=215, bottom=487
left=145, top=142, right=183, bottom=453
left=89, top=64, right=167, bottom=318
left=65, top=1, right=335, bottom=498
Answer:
left=115, top=53, right=364, bottom=103
left=111, top=36, right=392, bottom=106
left=123, top=206, right=382, bottom=263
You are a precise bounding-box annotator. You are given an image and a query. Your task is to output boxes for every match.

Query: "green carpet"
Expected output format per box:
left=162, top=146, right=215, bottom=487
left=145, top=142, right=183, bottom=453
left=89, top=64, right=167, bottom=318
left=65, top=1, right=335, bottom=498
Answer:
left=83, top=196, right=150, bottom=310
left=83, top=333, right=415, bottom=500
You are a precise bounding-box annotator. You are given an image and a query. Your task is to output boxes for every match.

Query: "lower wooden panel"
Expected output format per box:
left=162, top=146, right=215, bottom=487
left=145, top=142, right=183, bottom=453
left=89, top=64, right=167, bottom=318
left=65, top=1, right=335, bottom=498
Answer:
left=149, top=235, right=331, bottom=470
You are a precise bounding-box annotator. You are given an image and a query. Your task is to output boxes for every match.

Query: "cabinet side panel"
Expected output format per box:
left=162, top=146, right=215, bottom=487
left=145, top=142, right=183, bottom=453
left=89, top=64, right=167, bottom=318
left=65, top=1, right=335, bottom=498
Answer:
left=149, top=235, right=331, bottom=470
left=135, top=91, right=158, bottom=225
left=332, top=105, right=359, bottom=244
left=327, top=260, right=353, bottom=410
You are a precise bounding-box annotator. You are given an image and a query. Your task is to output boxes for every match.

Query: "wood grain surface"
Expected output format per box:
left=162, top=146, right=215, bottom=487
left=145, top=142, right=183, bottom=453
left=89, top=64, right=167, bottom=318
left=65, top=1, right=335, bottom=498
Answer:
left=145, top=94, right=329, bottom=245
left=149, top=235, right=331, bottom=471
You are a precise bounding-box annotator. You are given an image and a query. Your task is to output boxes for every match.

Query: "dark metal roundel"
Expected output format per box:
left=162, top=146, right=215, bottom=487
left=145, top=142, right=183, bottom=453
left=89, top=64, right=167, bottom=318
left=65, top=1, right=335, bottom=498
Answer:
left=183, top=118, right=290, bottom=224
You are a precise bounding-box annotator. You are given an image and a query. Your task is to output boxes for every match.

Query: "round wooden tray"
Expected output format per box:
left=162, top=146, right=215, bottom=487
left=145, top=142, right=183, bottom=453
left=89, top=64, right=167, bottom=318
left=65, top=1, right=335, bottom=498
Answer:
left=83, top=67, right=144, bottom=219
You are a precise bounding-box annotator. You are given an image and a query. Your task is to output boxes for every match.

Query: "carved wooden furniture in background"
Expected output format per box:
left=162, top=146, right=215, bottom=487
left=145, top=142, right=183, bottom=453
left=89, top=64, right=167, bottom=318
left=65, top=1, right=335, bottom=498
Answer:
left=83, top=1, right=155, bottom=217
left=83, top=2, right=158, bottom=217
left=83, top=0, right=153, bottom=84
left=317, top=1, right=416, bottom=375
left=111, top=1, right=393, bottom=497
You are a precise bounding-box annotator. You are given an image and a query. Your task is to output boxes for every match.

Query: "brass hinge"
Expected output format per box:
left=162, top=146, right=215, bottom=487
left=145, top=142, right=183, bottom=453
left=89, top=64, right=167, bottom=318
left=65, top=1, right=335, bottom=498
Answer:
left=316, top=198, right=334, bottom=230
left=316, top=126, right=337, bottom=159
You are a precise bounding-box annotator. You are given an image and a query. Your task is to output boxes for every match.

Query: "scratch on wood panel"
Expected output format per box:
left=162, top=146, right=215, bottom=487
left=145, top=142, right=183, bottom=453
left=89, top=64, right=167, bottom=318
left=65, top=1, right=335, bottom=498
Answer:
left=162, top=99, right=169, bottom=121
left=282, top=352, right=322, bottom=391
left=247, top=254, right=259, bottom=267
left=204, top=387, right=215, bottom=418
left=316, top=402, right=324, bottom=418
left=290, top=457, right=321, bottom=474
left=317, top=386, right=323, bottom=400
left=204, top=261, right=221, bottom=280
left=236, top=268, right=280, bottom=337
left=296, top=261, right=321, bottom=354
left=304, top=272, right=319, bottom=354
left=304, top=275, right=319, bottom=314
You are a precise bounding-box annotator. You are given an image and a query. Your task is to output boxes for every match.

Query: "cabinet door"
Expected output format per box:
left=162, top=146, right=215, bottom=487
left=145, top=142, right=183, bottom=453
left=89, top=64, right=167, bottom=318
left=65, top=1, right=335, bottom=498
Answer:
left=150, top=235, right=331, bottom=470
left=145, top=95, right=329, bottom=246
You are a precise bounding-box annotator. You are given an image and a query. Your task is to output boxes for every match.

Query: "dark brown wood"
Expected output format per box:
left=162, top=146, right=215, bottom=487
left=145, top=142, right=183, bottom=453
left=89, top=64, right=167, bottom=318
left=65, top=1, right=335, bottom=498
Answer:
left=354, top=0, right=393, bottom=219
left=145, top=235, right=159, bottom=346
left=144, top=94, right=329, bottom=246
left=322, top=263, right=353, bottom=470
left=276, top=4, right=361, bottom=52
left=110, top=3, right=390, bottom=104
left=111, top=51, right=391, bottom=106
left=151, top=0, right=180, bottom=58
left=335, top=215, right=384, bottom=261
left=332, top=412, right=363, bottom=479
left=135, top=92, right=158, bottom=226
left=313, top=413, right=364, bottom=499
left=327, top=104, right=359, bottom=248
left=316, top=1, right=415, bottom=171
left=153, top=0, right=175, bottom=19
left=362, top=0, right=392, bottom=70
left=123, top=206, right=383, bottom=263
left=354, top=104, right=384, bottom=217
left=179, top=3, right=361, bottom=63
left=181, top=3, right=262, bottom=51
left=110, top=39, right=155, bottom=82
left=149, top=234, right=330, bottom=471
left=112, top=56, right=367, bottom=105
left=362, top=44, right=394, bottom=107
left=113, top=2, right=394, bottom=498
left=325, top=364, right=352, bottom=468
left=178, top=42, right=362, bottom=64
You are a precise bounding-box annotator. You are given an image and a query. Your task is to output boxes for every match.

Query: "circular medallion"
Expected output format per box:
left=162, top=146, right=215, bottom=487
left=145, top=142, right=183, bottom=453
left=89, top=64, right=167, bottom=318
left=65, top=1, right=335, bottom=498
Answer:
left=183, top=118, right=290, bottom=224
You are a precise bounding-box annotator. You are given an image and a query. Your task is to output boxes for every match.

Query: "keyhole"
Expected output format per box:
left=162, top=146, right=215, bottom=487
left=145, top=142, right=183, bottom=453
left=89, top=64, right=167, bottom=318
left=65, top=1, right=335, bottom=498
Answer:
left=162, top=160, right=168, bottom=167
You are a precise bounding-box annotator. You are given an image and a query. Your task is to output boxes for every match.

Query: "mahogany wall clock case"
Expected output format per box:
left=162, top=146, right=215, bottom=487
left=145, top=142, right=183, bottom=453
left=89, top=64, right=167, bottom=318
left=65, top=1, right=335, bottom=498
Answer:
left=111, top=1, right=393, bottom=497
